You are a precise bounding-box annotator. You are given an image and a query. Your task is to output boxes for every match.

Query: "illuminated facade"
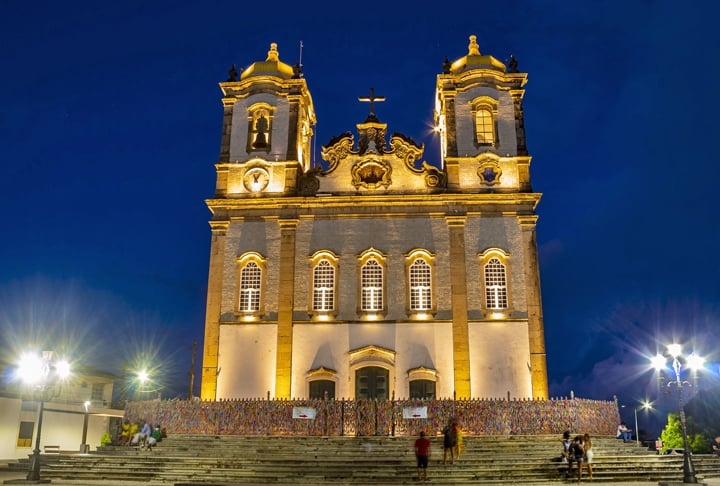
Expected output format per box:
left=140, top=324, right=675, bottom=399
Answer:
left=201, top=36, right=548, bottom=401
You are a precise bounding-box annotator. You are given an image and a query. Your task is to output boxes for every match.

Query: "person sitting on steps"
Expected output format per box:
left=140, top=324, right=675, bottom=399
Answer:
left=616, top=421, right=632, bottom=442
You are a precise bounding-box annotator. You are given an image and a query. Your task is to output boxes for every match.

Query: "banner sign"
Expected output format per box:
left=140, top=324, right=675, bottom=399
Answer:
left=292, top=406, right=317, bottom=419
left=402, top=406, right=428, bottom=419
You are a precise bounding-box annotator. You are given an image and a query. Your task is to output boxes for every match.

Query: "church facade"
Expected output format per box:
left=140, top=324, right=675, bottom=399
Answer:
left=200, top=36, right=548, bottom=401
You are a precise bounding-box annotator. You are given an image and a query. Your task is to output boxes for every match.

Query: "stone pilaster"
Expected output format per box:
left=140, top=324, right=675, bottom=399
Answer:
left=518, top=215, right=548, bottom=398
left=446, top=214, right=471, bottom=398
left=275, top=218, right=299, bottom=398
left=200, top=221, right=229, bottom=400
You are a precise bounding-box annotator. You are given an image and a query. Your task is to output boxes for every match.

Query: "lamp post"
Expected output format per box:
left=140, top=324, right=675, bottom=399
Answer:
left=13, top=350, right=71, bottom=483
left=136, top=369, right=149, bottom=400
left=652, top=344, right=704, bottom=484
left=634, top=401, right=651, bottom=447
left=80, top=401, right=91, bottom=453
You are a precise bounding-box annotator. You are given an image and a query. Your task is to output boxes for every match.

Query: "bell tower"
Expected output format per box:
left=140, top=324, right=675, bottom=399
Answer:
left=435, top=35, right=530, bottom=194
left=201, top=43, right=316, bottom=400
left=214, top=42, right=316, bottom=197
left=435, top=35, right=548, bottom=398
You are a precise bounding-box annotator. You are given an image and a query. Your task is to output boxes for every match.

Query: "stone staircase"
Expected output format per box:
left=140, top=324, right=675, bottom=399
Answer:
left=8, top=434, right=720, bottom=484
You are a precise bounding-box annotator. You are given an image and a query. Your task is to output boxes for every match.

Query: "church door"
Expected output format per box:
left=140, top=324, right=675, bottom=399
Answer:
left=355, top=366, right=389, bottom=399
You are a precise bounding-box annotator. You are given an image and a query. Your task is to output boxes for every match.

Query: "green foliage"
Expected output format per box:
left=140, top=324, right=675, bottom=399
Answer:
left=660, top=413, right=708, bottom=454
left=100, top=432, right=112, bottom=446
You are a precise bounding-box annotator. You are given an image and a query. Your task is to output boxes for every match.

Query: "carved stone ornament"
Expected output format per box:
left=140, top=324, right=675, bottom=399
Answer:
left=320, top=132, right=354, bottom=172
left=297, top=165, right=321, bottom=195
left=477, top=160, right=502, bottom=185
left=351, top=159, right=392, bottom=189
left=424, top=165, right=445, bottom=188
left=388, top=134, right=423, bottom=167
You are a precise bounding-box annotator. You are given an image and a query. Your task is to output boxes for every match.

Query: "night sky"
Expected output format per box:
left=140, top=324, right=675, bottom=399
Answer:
left=1, top=1, right=718, bottom=436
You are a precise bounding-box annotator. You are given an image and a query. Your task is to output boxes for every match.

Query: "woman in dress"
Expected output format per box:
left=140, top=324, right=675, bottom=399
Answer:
left=582, top=433, right=594, bottom=481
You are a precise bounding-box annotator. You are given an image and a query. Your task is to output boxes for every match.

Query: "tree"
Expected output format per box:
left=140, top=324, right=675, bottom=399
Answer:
left=660, top=412, right=708, bottom=453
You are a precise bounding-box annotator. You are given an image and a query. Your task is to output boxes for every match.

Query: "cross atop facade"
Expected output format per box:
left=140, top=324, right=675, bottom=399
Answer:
left=358, top=87, right=386, bottom=117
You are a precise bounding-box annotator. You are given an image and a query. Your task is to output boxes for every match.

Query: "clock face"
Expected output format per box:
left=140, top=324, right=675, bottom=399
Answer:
left=243, top=167, right=269, bottom=192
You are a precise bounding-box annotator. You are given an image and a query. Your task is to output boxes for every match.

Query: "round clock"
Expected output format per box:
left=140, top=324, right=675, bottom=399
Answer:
left=243, top=167, right=269, bottom=192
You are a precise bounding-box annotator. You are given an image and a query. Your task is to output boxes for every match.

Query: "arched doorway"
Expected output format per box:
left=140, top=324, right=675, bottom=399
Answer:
left=355, top=366, right=389, bottom=399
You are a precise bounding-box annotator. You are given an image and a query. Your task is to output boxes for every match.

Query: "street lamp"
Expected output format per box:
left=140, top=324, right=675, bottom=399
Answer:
left=652, top=344, right=703, bottom=484
left=13, top=350, right=71, bottom=483
left=634, top=401, right=651, bottom=447
left=80, top=401, right=91, bottom=453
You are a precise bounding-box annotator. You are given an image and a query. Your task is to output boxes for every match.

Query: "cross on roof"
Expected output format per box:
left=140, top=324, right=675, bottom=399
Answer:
left=358, top=87, right=386, bottom=117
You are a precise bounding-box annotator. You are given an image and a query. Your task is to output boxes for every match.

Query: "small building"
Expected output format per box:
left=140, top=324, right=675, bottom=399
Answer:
left=0, top=364, right=124, bottom=460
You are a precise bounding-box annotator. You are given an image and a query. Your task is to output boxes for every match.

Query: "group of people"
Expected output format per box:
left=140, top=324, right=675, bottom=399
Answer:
left=561, top=430, right=593, bottom=483
left=120, top=419, right=166, bottom=450
left=442, top=420, right=463, bottom=465
left=413, top=420, right=464, bottom=482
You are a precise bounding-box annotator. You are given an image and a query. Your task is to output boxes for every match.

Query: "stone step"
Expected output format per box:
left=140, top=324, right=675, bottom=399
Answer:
left=16, top=434, right=720, bottom=485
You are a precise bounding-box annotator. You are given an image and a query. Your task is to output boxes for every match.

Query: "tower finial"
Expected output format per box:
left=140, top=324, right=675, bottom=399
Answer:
left=468, top=35, right=480, bottom=56
left=266, top=43, right=279, bottom=62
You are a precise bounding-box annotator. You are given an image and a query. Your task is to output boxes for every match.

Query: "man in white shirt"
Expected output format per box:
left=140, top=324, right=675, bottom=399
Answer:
left=616, top=422, right=632, bottom=442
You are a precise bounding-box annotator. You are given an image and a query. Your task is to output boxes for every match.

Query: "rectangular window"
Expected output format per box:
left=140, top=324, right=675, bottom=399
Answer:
left=91, top=383, right=105, bottom=401
left=17, top=421, right=34, bottom=447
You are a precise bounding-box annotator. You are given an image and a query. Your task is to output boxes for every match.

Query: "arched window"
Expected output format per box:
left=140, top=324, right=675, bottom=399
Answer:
left=361, top=259, right=383, bottom=311
left=312, top=259, right=335, bottom=311
left=475, top=108, right=494, bottom=144
left=247, top=103, right=274, bottom=153
left=239, top=261, right=262, bottom=312
left=471, top=96, right=498, bottom=147
left=484, top=257, right=508, bottom=309
left=409, top=259, right=432, bottom=311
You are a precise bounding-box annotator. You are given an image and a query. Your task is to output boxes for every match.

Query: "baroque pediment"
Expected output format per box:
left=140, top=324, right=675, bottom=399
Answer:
left=311, top=119, right=445, bottom=194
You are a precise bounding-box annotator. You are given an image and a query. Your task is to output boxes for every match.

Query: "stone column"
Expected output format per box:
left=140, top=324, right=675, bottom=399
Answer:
left=275, top=218, right=299, bottom=398
left=518, top=215, right=549, bottom=398
left=446, top=215, right=471, bottom=398
left=200, top=221, right=229, bottom=400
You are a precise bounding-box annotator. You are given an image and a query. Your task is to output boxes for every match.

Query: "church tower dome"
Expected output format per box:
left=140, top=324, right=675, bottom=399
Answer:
left=448, top=34, right=506, bottom=73
left=240, top=42, right=295, bottom=80
left=214, top=42, right=315, bottom=198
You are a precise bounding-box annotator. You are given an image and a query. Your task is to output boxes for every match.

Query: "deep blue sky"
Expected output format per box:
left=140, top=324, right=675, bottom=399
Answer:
left=1, top=1, right=718, bottom=434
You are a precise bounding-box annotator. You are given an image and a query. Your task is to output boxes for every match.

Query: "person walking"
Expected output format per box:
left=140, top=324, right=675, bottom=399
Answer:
left=414, top=431, right=431, bottom=481
left=567, top=435, right=585, bottom=482
left=442, top=422, right=456, bottom=464
left=582, top=434, right=594, bottom=481
left=452, top=421, right=463, bottom=460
